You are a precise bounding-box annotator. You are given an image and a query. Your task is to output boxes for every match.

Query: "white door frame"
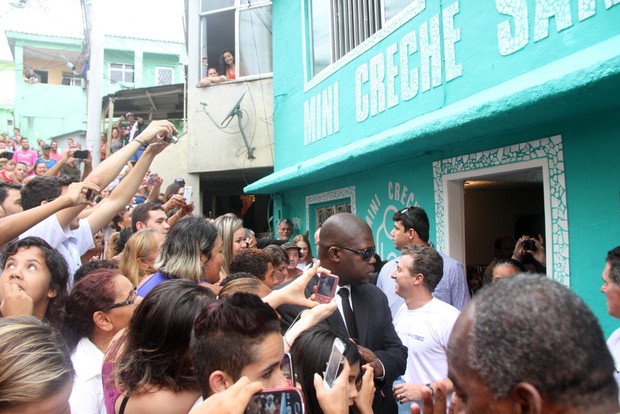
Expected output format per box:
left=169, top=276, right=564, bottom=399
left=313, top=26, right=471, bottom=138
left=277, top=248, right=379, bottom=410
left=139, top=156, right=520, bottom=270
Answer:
left=433, top=135, right=570, bottom=285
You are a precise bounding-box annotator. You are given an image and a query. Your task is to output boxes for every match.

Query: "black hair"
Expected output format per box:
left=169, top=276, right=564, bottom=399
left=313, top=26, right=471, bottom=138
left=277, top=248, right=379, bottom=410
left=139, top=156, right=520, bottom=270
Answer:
left=1, top=237, right=69, bottom=328
left=131, top=201, right=165, bottom=232
left=191, top=292, right=281, bottom=397
left=114, top=280, right=216, bottom=395
left=73, top=259, right=119, bottom=284
left=392, top=206, right=430, bottom=242
left=290, top=328, right=361, bottom=414
left=0, top=182, right=21, bottom=205
left=20, top=176, right=73, bottom=211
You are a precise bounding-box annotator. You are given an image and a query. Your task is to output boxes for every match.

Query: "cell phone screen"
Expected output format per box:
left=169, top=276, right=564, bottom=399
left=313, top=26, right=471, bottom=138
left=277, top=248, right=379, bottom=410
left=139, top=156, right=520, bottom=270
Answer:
left=317, top=275, right=336, bottom=297
left=245, top=388, right=304, bottom=414
left=280, top=353, right=294, bottom=386
left=74, top=150, right=88, bottom=159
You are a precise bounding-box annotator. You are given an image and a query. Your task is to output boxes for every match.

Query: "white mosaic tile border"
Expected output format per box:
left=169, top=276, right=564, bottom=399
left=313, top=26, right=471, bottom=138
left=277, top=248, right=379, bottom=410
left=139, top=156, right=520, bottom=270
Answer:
left=433, top=135, right=569, bottom=285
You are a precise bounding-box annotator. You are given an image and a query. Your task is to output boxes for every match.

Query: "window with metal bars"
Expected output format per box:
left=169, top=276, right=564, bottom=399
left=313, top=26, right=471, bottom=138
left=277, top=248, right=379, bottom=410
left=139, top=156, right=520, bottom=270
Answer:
left=331, top=0, right=382, bottom=61
left=308, top=0, right=415, bottom=77
left=309, top=0, right=382, bottom=77
left=156, top=67, right=174, bottom=85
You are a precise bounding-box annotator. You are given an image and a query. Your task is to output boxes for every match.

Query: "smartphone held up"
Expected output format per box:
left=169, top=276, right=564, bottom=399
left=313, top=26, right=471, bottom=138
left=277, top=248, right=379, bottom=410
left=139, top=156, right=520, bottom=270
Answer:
left=323, top=337, right=346, bottom=389
left=314, top=273, right=339, bottom=304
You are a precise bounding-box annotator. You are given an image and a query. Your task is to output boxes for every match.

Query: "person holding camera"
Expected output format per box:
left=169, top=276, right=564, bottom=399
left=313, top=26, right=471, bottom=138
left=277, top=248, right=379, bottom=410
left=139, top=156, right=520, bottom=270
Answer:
left=511, top=234, right=546, bottom=274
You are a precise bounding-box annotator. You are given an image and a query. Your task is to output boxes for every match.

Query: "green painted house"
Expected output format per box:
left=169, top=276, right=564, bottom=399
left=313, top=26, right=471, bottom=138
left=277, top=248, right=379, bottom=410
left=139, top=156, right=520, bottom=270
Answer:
left=246, top=1, right=620, bottom=334
left=3, top=29, right=185, bottom=143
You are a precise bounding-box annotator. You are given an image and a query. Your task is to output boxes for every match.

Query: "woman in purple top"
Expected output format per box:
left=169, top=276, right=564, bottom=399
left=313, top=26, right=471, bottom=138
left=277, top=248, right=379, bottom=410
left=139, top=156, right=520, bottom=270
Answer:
left=137, top=216, right=224, bottom=297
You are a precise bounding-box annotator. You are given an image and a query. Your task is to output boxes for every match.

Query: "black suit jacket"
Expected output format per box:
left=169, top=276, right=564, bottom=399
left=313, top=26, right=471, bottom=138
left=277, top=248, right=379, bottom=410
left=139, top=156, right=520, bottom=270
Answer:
left=278, top=275, right=407, bottom=414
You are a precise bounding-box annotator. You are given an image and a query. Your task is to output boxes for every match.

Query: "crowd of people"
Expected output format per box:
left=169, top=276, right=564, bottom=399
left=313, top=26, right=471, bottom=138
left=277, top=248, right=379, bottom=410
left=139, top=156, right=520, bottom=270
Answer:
left=0, top=118, right=619, bottom=414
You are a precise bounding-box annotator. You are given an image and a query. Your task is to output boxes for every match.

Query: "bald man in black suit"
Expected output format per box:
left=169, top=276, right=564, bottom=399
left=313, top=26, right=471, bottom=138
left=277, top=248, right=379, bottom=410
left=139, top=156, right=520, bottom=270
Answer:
left=278, top=213, right=407, bottom=414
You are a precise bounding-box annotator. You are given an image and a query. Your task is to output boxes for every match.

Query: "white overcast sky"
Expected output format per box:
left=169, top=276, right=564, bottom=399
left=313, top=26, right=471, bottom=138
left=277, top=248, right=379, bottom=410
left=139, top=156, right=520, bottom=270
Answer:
left=0, top=0, right=185, bottom=44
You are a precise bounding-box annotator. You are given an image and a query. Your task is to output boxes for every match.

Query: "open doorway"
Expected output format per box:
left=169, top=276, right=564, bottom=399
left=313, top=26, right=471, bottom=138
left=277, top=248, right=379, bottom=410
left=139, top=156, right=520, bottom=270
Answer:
left=463, top=169, right=545, bottom=292
left=433, top=135, right=570, bottom=288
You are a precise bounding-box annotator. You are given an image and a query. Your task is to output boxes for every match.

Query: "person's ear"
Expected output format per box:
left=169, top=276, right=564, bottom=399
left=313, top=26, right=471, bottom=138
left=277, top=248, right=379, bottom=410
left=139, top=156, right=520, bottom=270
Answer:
left=406, top=227, right=416, bottom=241
left=510, top=382, right=543, bottom=414
left=93, top=310, right=114, bottom=332
left=135, top=221, right=145, bottom=231
left=47, top=286, right=58, bottom=299
left=328, top=246, right=341, bottom=262
left=209, top=370, right=234, bottom=393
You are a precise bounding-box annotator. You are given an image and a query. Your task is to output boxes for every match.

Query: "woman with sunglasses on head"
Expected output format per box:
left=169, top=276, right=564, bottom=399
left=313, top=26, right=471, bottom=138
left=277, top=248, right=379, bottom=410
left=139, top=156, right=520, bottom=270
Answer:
left=62, top=269, right=138, bottom=414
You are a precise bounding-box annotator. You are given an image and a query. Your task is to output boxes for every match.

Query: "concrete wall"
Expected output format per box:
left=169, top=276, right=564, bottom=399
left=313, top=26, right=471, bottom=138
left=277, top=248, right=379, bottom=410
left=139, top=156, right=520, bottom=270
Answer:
left=187, top=78, right=274, bottom=173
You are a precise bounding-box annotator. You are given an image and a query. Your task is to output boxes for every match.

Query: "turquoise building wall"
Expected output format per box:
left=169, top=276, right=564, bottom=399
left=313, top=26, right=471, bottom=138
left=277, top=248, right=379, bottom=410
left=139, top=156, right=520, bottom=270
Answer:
left=248, top=1, right=620, bottom=335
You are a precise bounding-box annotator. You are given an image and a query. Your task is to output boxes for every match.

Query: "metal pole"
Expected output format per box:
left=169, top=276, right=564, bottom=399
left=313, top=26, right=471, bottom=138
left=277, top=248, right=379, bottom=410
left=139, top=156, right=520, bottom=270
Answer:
left=83, top=0, right=104, bottom=167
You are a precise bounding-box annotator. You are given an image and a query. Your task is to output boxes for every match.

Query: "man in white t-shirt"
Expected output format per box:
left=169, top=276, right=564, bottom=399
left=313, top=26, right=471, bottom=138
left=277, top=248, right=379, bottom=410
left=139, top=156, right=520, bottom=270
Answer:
left=19, top=120, right=176, bottom=286
left=390, top=244, right=460, bottom=410
left=600, top=245, right=620, bottom=397
left=376, top=206, right=470, bottom=318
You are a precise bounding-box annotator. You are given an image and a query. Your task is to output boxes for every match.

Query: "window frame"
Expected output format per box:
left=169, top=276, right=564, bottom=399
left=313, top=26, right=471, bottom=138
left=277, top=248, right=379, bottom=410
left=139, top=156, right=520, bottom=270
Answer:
left=108, top=62, right=135, bottom=85
left=155, top=66, right=175, bottom=85
left=303, top=0, right=426, bottom=89
left=198, top=0, right=273, bottom=80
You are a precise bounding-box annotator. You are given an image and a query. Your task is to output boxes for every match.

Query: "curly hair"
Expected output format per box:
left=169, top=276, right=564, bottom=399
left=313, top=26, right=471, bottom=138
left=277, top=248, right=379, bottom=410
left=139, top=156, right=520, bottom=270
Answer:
left=1, top=237, right=69, bottom=328
left=229, top=248, right=271, bottom=281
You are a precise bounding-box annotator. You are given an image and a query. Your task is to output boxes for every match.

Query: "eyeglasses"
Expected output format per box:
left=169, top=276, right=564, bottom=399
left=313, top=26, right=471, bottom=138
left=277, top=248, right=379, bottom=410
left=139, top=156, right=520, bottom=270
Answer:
left=336, top=245, right=376, bottom=262
left=103, top=286, right=137, bottom=311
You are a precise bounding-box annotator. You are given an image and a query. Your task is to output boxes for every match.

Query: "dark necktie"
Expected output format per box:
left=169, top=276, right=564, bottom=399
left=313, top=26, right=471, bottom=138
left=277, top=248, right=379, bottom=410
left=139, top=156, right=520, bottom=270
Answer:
left=338, top=287, right=358, bottom=341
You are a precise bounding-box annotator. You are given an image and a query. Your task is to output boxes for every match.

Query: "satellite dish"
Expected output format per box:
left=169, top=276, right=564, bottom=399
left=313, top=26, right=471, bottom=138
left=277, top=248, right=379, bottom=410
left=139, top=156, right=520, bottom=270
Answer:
left=220, top=88, right=255, bottom=159
left=221, top=89, right=247, bottom=127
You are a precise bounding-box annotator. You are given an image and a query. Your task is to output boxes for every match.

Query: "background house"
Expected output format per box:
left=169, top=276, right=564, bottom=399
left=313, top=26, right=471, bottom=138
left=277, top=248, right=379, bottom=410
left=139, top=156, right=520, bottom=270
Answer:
left=5, top=29, right=185, bottom=148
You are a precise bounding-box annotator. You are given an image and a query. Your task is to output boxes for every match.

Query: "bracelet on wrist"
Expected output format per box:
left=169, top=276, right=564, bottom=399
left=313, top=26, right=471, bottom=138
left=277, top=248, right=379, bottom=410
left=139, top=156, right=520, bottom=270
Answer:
left=133, top=139, right=145, bottom=146
left=426, top=383, right=435, bottom=398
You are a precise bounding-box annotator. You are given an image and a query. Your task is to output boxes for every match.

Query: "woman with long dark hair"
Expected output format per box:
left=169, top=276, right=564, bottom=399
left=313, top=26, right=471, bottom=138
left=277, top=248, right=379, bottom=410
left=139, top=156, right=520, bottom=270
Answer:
left=290, top=328, right=375, bottom=414
left=218, top=50, right=236, bottom=80
left=103, top=279, right=216, bottom=414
